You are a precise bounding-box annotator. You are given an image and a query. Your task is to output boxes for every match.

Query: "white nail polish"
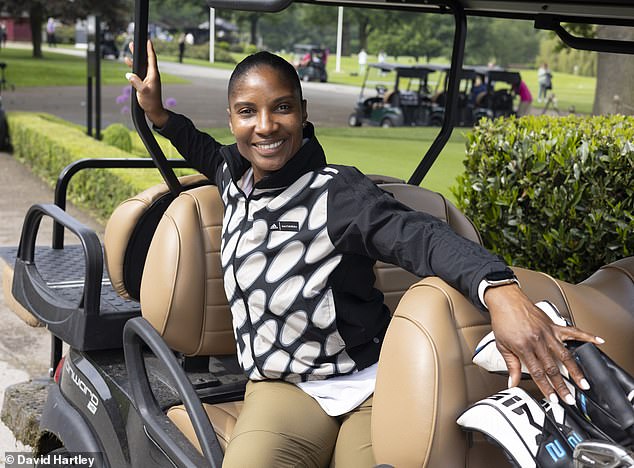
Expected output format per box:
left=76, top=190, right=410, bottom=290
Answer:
left=565, top=394, right=575, bottom=405
left=580, top=379, right=590, bottom=390
left=125, top=73, right=133, bottom=80
left=549, top=393, right=558, bottom=404
left=507, top=377, right=513, bottom=388
left=595, top=336, right=605, bottom=344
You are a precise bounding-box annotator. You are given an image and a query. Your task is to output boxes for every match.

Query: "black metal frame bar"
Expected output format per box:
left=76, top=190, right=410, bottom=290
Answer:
left=535, top=14, right=634, bottom=54
left=408, top=1, right=467, bottom=185
left=132, top=0, right=183, bottom=195
left=123, top=317, right=224, bottom=467
left=52, top=157, right=191, bottom=249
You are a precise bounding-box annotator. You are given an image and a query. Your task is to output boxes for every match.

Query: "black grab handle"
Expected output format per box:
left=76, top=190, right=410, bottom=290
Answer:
left=132, top=0, right=183, bottom=195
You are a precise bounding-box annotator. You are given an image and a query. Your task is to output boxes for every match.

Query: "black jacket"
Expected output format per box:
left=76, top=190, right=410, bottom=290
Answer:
left=158, top=112, right=509, bottom=383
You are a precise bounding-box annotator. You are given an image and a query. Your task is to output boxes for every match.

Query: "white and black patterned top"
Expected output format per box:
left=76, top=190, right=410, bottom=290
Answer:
left=159, top=113, right=509, bottom=383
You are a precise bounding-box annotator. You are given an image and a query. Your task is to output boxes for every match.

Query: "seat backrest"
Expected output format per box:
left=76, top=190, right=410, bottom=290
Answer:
left=139, top=184, right=235, bottom=356
left=104, top=174, right=210, bottom=301
left=372, top=259, right=634, bottom=468
left=375, top=183, right=483, bottom=313
left=113, top=179, right=479, bottom=354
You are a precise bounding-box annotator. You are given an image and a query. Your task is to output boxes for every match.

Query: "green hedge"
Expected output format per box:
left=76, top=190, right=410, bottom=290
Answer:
left=453, top=114, right=634, bottom=283
left=8, top=112, right=170, bottom=222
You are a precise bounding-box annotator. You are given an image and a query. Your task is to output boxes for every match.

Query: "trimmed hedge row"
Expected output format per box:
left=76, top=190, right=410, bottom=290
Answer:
left=8, top=112, right=170, bottom=222
left=453, top=114, right=634, bottom=283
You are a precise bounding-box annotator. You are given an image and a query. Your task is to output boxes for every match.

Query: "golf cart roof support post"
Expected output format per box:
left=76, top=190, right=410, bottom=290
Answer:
left=408, top=1, right=466, bottom=186
left=132, top=0, right=183, bottom=196
left=535, top=15, right=634, bottom=55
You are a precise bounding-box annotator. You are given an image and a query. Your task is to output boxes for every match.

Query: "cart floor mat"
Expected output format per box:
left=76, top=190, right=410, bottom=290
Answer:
left=0, top=244, right=140, bottom=315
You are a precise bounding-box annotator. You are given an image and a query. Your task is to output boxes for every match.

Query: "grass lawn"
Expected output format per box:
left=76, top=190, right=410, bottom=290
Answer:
left=0, top=47, right=187, bottom=87
left=130, top=125, right=468, bottom=202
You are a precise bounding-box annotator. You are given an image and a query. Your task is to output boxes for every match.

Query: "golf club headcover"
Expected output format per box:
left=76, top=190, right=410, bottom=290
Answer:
left=457, top=387, right=590, bottom=468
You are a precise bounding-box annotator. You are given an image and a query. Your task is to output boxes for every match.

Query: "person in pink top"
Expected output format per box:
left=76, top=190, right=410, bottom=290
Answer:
left=515, top=79, right=533, bottom=116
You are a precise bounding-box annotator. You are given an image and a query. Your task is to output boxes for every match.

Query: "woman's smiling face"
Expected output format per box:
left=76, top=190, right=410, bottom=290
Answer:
left=228, top=65, right=308, bottom=183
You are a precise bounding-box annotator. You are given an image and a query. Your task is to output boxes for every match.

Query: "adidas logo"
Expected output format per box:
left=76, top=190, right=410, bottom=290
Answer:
left=270, top=221, right=299, bottom=232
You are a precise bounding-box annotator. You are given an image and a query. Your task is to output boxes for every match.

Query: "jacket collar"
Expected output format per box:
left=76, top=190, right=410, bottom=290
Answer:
left=223, top=122, right=326, bottom=190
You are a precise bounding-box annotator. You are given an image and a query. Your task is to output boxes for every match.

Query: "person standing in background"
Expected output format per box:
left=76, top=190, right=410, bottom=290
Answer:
left=537, top=62, right=552, bottom=103
left=46, top=18, right=56, bottom=47
left=514, top=79, right=533, bottom=116
left=178, top=33, right=186, bottom=63
left=0, top=22, right=7, bottom=50
left=358, top=48, right=367, bottom=75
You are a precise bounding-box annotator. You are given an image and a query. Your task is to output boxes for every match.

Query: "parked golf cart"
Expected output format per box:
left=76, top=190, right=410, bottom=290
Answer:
left=348, top=62, right=445, bottom=127
left=469, top=66, right=522, bottom=120
left=293, top=44, right=328, bottom=82
left=2, top=0, right=634, bottom=467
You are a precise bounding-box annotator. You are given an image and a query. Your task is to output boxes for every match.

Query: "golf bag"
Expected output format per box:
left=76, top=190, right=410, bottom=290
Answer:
left=458, top=301, right=634, bottom=468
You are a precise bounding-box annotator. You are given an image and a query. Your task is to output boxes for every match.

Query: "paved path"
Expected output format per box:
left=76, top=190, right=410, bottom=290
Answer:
left=2, top=42, right=359, bottom=129
left=0, top=153, right=105, bottom=461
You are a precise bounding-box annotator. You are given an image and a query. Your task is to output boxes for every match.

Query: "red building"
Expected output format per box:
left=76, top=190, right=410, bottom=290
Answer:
left=1, top=15, right=33, bottom=42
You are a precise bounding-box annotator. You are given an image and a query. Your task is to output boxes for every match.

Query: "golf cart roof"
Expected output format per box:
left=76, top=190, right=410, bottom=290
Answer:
left=294, top=44, right=325, bottom=52
left=369, top=62, right=447, bottom=77
left=205, top=0, right=634, bottom=25
left=468, top=66, right=522, bottom=84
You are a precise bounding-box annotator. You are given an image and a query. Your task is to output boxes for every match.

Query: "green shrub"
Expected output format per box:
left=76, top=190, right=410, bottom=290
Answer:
left=107, top=123, right=133, bottom=151
left=103, top=123, right=133, bottom=153
left=453, top=114, right=634, bottom=283
left=8, top=112, right=168, bottom=222
left=152, top=40, right=236, bottom=64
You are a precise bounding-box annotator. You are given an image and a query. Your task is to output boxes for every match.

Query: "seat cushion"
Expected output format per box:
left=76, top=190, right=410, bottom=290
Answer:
left=167, top=401, right=243, bottom=453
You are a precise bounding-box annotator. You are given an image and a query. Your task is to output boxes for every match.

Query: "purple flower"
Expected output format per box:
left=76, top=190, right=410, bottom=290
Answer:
left=116, top=94, right=128, bottom=105
left=123, top=86, right=132, bottom=97
left=165, top=97, right=177, bottom=108
left=120, top=106, right=130, bottom=115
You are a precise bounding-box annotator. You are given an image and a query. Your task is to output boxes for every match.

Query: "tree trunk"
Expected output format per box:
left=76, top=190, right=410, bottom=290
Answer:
left=342, top=16, right=351, bottom=56
left=249, top=14, right=259, bottom=46
left=30, top=2, right=44, bottom=58
left=592, top=25, right=634, bottom=115
left=358, top=18, right=370, bottom=52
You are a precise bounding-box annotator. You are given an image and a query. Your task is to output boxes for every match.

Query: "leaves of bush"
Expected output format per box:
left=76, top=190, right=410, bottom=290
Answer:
left=453, top=114, right=634, bottom=283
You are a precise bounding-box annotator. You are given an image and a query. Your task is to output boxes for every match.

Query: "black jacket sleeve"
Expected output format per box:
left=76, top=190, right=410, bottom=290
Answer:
left=155, top=110, right=225, bottom=182
left=326, top=166, right=509, bottom=309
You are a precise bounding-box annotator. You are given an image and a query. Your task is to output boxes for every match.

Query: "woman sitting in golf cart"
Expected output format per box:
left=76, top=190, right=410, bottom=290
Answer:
left=126, top=41, right=600, bottom=467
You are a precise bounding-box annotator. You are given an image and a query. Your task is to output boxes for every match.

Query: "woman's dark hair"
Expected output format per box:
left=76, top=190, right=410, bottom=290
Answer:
left=228, top=51, right=303, bottom=101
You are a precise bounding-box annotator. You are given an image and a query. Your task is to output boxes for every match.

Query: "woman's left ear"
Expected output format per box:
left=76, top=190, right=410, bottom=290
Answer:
left=302, top=99, right=308, bottom=123
left=227, top=108, right=234, bottom=134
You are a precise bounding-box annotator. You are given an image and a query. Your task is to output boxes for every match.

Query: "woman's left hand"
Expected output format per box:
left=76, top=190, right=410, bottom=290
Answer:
left=485, top=284, right=603, bottom=405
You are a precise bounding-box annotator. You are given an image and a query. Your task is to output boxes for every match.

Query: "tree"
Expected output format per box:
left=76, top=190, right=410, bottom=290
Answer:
left=0, top=0, right=132, bottom=58
left=592, top=25, right=634, bottom=115
left=370, top=11, right=452, bottom=62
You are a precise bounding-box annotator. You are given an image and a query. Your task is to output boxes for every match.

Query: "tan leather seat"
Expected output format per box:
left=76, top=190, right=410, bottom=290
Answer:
left=372, top=261, right=634, bottom=468
left=110, top=178, right=634, bottom=466
left=136, top=181, right=487, bottom=456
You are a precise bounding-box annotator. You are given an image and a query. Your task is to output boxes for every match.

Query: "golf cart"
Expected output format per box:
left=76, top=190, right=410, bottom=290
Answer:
left=469, top=66, right=522, bottom=119
left=2, top=1, right=634, bottom=468
left=293, top=43, right=328, bottom=82
left=429, top=66, right=522, bottom=126
left=348, top=62, right=445, bottom=127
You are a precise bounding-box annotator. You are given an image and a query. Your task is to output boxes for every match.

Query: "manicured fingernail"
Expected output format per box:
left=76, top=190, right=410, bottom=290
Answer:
left=580, top=379, right=590, bottom=390
left=507, top=377, right=513, bottom=388
left=595, top=336, right=605, bottom=344
left=549, top=393, right=558, bottom=404
left=125, top=72, right=133, bottom=80
left=565, top=394, right=575, bottom=405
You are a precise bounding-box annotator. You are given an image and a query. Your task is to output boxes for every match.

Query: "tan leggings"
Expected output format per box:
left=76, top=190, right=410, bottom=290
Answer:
left=222, top=380, right=375, bottom=468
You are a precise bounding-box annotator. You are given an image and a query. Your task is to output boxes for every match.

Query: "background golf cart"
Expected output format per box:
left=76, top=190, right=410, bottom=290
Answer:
left=348, top=62, right=446, bottom=127
left=293, top=43, right=328, bottom=82
left=1, top=0, right=633, bottom=467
